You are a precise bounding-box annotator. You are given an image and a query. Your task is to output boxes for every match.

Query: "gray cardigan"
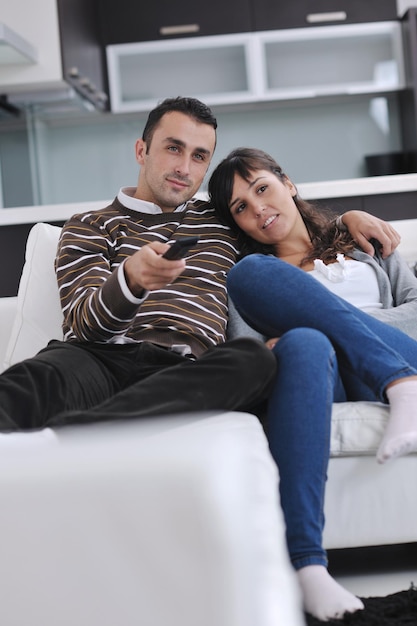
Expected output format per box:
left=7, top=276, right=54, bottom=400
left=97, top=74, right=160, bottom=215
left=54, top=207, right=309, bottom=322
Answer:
left=227, top=248, right=417, bottom=342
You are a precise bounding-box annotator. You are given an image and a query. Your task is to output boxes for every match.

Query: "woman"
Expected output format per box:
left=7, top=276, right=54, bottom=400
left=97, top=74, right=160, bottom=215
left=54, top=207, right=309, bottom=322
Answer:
left=208, top=148, right=417, bottom=621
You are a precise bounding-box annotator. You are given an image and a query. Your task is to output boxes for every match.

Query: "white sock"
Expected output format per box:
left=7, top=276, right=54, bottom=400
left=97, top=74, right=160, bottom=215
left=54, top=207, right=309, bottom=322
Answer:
left=297, top=565, right=364, bottom=621
left=377, top=380, right=417, bottom=464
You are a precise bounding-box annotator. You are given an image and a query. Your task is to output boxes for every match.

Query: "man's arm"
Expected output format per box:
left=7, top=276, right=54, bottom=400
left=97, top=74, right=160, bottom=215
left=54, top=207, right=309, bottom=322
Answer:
left=337, top=210, right=401, bottom=258
left=124, top=241, right=185, bottom=295
left=56, top=216, right=184, bottom=342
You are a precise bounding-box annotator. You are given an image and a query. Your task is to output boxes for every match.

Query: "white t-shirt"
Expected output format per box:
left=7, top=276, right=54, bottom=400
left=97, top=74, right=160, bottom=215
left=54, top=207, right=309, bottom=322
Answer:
left=308, top=254, right=383, bottom=312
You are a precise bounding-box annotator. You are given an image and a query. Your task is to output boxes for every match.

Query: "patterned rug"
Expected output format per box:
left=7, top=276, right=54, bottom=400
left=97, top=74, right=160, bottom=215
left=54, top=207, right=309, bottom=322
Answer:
left=305, top=584, right=417, bottom=625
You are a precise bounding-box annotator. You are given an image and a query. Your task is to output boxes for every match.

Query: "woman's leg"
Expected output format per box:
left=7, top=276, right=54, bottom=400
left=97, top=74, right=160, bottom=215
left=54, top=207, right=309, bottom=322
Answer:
left=228, top=255, right=417, bottom=397
left=270, top=328, right=363, bottom=620
left=228, top=255, right=417, bottom=462
left=269, top=329, right=337, bottom=568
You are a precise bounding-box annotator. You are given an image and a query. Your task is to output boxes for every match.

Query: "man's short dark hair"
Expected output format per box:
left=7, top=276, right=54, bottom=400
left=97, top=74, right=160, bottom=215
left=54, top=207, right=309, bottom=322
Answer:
left=142, top=97, right=218, bottom=148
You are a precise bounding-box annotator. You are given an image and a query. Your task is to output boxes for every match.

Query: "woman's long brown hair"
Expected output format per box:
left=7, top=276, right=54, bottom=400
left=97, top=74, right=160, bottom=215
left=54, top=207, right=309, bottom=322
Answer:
left=208, top=147, right=357, bottom=266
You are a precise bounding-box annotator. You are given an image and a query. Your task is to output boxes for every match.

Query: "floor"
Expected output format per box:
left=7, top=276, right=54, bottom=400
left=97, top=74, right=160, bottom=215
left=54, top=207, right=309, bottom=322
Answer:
left=329, top=543, right=417, bottom=598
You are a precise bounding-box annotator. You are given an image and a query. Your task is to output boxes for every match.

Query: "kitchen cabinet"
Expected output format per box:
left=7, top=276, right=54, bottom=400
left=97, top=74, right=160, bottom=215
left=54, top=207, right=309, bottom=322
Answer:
left=253, top=0, right=398, bottom=32
left=0, top=0, right=108, bottom=111
left=399, top=9, right=417, bottom=153
left=259, top=22, right=404, bottom=100
left=98, top=0, right=398, bottom=44
left=106, top=21, right=405, bottom=113
left=55, top=0, right=108, bottom=110
left=0, top=0, right=62, bottom=93
left=362, top=190, right=417, bottom=220
left=106, top=33, right=253, bottom=113
left=312, top=196, right=363, bottom=215
left=99, top=0, right=253, bottom=45
left=313, top=192, right=417, bottom=221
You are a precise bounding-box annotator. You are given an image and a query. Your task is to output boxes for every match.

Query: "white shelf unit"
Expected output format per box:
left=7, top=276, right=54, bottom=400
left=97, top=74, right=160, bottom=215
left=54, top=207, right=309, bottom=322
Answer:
left=106, top=21, right=405, bottom=113
left=259, top=21, right=405, bottom=99
left=106, top=33, right=256, bottom=113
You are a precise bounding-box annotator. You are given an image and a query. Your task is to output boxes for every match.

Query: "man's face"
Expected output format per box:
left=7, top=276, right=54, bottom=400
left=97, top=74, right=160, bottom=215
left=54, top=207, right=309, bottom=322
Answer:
left=135, top=111, right=216, bottom=212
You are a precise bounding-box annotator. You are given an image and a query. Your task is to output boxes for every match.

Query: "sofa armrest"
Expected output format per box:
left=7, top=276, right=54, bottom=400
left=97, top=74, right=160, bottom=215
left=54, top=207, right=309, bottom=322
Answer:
left=0, top=297, right=17, bottom=372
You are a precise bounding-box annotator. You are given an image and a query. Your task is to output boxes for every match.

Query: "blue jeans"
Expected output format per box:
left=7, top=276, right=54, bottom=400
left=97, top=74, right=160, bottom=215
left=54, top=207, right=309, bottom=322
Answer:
left=271, top=328, right=344, bottom=569
left=227, top=254, right=417, bottom=569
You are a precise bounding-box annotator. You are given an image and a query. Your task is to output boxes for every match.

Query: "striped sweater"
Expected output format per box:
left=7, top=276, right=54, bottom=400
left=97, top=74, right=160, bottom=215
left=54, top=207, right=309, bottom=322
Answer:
left=55, top=197, right=239, bottom=357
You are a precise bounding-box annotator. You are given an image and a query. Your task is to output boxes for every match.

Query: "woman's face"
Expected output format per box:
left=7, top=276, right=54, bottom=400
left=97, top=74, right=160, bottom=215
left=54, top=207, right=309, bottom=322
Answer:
left=228, top=169, right=301, bottom=246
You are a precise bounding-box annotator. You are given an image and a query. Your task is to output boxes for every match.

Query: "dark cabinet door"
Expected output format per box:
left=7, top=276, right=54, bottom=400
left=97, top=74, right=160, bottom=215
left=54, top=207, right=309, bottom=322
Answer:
left=253, top=0, right=398, bottom=31
left=363, top=192, right=417, bottom=221
left=99, top=0, right=253, bottom=45
left=312, top=192, right=417, bottom=222
left=311, top=196, right=363, bottom=215
left=57, top=0, right=109, bottom=110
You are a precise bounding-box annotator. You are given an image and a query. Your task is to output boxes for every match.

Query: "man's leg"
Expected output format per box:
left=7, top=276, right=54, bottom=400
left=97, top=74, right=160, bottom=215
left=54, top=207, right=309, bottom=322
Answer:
left=0, top=341, right=123, bottom=431
left=47, top=338, right=276, bottom=427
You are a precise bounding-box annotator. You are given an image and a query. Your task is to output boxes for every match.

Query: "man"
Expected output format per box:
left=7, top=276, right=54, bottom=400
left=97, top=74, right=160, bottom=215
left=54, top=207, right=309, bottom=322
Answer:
left=0, top=97, right=400, bottom=430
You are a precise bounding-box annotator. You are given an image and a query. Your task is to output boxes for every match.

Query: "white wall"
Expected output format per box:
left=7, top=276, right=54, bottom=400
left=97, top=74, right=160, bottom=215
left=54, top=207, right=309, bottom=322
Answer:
left=29, top=92, right=401, bottom=206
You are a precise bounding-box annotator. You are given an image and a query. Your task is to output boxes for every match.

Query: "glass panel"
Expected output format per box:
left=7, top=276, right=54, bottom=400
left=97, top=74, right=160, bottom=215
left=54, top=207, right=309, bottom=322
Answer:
left=264, top=24, right=403, bottom=97
left=118, top=45, right=248, bottom=104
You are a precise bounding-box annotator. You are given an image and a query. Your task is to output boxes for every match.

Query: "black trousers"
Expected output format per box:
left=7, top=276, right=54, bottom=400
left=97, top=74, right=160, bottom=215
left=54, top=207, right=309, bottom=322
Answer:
left=0, top=338, right=276, bottom=431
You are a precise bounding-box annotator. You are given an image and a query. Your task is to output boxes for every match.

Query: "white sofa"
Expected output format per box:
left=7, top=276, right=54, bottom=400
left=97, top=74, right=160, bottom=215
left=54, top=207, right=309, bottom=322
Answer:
left=0, top=217, right=417, bottom=624
left=0, top=222, right=305, bottom=626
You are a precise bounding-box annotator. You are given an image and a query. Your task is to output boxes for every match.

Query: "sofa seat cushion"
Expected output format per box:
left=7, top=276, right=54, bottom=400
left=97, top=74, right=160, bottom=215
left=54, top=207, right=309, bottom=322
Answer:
left=330, top=401, right=389, bottom=456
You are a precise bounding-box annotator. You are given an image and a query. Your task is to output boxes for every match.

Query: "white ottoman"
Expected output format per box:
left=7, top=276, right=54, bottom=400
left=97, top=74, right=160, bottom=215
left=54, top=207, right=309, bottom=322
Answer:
left=0, top=411, right=304, bottom=626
